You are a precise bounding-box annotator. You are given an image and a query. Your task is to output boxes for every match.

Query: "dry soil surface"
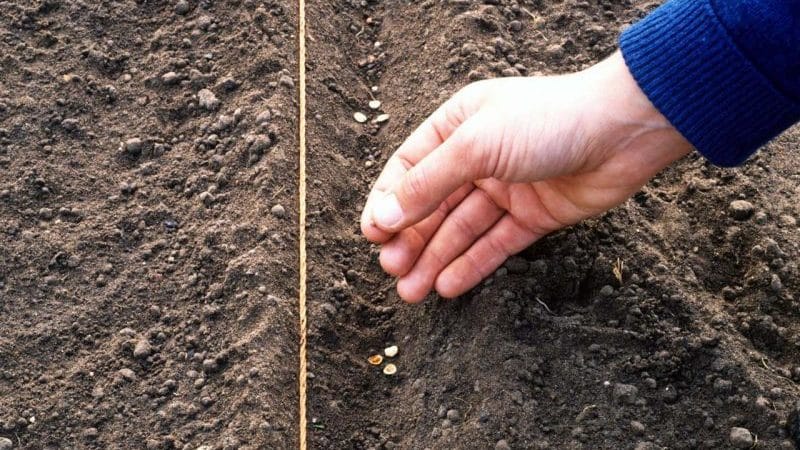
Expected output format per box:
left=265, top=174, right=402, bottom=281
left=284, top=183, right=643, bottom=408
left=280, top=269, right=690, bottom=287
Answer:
left=306, top=0, right=800, bottom=449
left=1, top=1, right=299, bottom=448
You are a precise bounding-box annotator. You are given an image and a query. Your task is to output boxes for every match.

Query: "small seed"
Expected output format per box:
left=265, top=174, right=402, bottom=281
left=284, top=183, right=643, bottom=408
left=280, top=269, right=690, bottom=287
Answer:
left=368, top=354, right=383, bottom=365
left=373, top=113, right=390, bottom=124
left=368, top=100, right=381, bottom=110
left=383, top=363, right=397, bottom=375
left=384, top=345, right=398, bottom=358
left=353, top=112, right=368, bottom=123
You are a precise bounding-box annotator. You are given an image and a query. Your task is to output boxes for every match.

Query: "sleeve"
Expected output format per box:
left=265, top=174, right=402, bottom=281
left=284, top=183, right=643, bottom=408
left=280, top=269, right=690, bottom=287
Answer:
left=619, top=0, right=800, bottom=167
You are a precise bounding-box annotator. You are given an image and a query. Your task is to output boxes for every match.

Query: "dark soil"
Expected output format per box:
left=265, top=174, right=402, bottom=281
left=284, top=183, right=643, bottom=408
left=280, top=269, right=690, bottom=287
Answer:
left=0, top=1, right=299, bottom=448
left=306, top=1, right=800, bottom=449
left=2, top=0, right=799, bottom=449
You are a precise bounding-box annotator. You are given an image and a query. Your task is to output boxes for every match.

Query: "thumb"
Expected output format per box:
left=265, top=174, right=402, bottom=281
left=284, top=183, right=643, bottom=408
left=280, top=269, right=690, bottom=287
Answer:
left=371, top=113, right=489, bottom=232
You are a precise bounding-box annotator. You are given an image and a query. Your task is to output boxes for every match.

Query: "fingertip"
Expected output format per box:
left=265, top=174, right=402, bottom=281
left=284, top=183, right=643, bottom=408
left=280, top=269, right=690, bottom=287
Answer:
left=371, top=193, right=405, bottom=232
left=434, top=267, right=474, bottom=299
left=360, top=209, right=393, bottom=243
left=396, top=276, right=430, bottom=303
left=379, top=243, right=412, bottom=277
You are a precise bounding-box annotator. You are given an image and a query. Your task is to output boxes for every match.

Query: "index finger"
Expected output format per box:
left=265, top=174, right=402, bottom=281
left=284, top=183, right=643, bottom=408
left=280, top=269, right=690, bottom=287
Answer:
left=361, top=96, right=472, bottom=243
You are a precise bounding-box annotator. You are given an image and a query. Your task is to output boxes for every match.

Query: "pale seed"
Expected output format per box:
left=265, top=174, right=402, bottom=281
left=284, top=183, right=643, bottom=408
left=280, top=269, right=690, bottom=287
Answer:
left=368, top=100, right=382, bottom=110
left=368, top=354, right=383, bottom=365
left=384, top=345, right=398, bottom=358
left=383, top=363, right=397, bottom=375
left=373, top=113, right=390, bottom=124
left=353, top=112, right=368, bottom=123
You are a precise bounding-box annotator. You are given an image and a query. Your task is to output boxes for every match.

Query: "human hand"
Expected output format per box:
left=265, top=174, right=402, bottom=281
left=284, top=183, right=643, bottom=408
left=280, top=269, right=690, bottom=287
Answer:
left=361, top=51, right=692, bottom=303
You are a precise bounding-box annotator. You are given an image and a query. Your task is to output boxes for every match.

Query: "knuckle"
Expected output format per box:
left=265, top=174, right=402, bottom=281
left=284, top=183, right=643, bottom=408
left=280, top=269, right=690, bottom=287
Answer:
left=449, top=214, right=477, bottom=240
left=403, top=165, right=432, bottom=203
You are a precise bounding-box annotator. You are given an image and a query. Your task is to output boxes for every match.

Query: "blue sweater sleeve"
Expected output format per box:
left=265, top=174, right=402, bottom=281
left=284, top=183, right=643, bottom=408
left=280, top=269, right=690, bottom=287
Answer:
left=619, top=0, right=800, bottom=166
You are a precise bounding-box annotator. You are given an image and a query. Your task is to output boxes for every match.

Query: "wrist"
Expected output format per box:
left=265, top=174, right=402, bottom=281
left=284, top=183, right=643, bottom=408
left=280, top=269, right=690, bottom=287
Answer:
left=583, top=51, right=693, bottom=180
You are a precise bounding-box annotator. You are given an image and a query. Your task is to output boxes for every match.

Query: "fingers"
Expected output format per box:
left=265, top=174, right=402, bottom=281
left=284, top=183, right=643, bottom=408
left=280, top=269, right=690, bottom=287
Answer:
left=395, top=189, right=504, bottom=303
left=370, top=113, right=488, bottom=234
left=361, top=91, right=483, bottom=243
left=434, top=214, right=544, bottom=299
left=379, top=184, right=473, bottom=276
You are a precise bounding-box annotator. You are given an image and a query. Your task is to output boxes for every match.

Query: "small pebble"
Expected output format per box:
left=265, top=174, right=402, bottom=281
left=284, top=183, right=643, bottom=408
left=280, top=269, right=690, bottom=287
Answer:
left=384, top=345, right=398, bottom=358
left=175, top=0, right=190, bottom=15
left=0, top=437, right=12, bottom=450
left=118, top=368, right=136, bottom=381
left=162, top=72, right=181, bottom=85
left=197, top=89, right=220, bottom=110
left=446, top=409, right=461, bottom=421
left=613, top=383, right=638, bottom=405
left=729, top=427, right=754, bottom=448
left=125, top=138, right=143, bottom=155
left=133, top=339, right=152, bottom=359
left=271, top=204, right=286, bottom=218
left=495, top=440, right=511, bottom=450
left=729, top=200, right=755, bottom=220
left=353, top=112, right=368, bottom=123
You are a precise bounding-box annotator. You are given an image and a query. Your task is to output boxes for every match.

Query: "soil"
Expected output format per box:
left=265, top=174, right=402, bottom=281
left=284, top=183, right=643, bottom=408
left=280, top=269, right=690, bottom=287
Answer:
left=2, top=0, right=799, bottom=449
left=0, top=1, right=299, bottom=449
left=306, top=1, right=800, bottom=450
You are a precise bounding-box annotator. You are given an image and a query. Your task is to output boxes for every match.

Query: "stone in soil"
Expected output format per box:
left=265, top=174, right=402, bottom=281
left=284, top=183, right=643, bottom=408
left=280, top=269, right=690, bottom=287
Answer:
left=613, top=383, right=638, bottom=405
left=729, top=200, right=755, bottom=220
left=271, top=204, right=286, bottom=218
left=197, top=89, right=220, bottom=110
left=0, top=437, right=12, bottom=450
left=495, top=440, right=511, bottom=450
left=174, top=0, right=190, bottom=15
left=729, top=427, right=754, bottom=448
left=133, top=339, right=152, bottom=359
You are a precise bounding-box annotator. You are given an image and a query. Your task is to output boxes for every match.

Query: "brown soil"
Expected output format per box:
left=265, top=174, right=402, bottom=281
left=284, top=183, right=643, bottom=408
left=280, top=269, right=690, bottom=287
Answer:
left=306, top=1, right=800, bottom=449
left=0, top=1, right=299, bottom=448
left=2, top=0, right=800, bottom=449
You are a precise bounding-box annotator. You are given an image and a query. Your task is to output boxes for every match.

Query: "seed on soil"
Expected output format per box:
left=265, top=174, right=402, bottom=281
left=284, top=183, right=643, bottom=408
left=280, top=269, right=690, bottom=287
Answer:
left=353, top=112, right=368, bottom=123
left=372, top=113, right=390, bottom=124
left=368, top=100, right=381, bottom=110
left=384, top=345, right=398, bottom=358
left=383, top=363, right=397, bottom=375
left=368, top=355, right=383, bottom=365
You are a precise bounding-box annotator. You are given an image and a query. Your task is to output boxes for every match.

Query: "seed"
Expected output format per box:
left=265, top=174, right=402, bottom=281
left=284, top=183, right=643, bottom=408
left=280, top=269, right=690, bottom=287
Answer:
left=368, top=100, right=381, bottom=110
left=383, top=363, right=397, bottom=375
left=353, top=112, right=368, bottom=123
left=368, top=355, right=383, bottom=365
left=384, top=345, right=398, bottom=358
left=373, top=113, right=390, bottom=124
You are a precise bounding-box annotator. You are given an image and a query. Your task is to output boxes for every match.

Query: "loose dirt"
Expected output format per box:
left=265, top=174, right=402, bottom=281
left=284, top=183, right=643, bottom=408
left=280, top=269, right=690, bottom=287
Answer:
left=2, top=0, right=799, bottom=449
left=1, top=1, right=299, bottom=448
left=306, top=0, right=800, bottom=449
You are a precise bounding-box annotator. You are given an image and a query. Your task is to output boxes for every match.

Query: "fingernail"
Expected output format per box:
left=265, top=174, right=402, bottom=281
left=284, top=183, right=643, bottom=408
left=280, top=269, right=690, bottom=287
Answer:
left=373, top=194, right=403, bottom=228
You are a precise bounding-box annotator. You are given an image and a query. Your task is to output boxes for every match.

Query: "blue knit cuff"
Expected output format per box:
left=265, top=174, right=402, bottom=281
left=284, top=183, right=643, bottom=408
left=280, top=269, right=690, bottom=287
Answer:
left=620, top=0, right=800, bottom=166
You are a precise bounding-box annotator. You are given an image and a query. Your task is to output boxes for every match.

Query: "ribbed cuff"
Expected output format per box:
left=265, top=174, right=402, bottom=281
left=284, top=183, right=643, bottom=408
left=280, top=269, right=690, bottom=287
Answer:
left=620, top=0, right=800, bottom=166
